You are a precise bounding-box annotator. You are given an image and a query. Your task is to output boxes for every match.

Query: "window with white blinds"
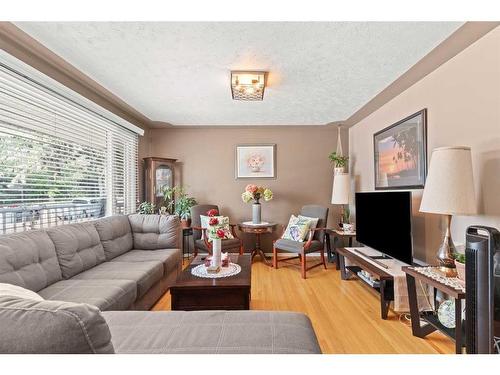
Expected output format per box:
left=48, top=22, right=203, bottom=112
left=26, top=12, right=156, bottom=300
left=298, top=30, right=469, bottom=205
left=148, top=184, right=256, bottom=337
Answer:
left=0, top=62, right=139, bottom=234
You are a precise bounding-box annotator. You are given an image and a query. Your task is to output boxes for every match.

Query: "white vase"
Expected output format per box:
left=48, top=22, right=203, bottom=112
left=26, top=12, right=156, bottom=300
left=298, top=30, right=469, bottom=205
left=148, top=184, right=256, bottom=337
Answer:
left=252, top=202, right=262, bottom=224
left=211, top=238, right=222, bottom=267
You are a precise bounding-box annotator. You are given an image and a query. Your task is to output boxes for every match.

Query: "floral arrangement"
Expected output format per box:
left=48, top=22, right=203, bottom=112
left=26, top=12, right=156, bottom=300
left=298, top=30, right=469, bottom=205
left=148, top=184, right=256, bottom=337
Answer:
left=241, top=184, right=273, bottom=204
left=205, top=209, right=232, bottom=241
left=248, top=154, right=265, bottom=172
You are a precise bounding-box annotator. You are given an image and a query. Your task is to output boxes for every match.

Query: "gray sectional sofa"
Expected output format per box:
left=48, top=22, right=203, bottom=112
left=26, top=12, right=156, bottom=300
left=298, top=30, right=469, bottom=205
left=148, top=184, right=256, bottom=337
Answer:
left=0, top=214, right=321, bottom=354
left=0, top=214, right=182, bottom=311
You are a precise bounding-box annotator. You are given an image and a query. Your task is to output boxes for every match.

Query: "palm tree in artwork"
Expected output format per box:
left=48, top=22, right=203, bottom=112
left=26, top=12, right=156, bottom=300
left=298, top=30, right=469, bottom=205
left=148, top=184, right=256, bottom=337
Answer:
left=391, top=126, right=418, bottom=173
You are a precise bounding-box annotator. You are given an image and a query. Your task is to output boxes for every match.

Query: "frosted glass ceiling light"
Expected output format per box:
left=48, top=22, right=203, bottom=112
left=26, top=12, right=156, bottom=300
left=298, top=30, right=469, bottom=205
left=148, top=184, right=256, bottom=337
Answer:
left=230, top=71, right=267, bottom=101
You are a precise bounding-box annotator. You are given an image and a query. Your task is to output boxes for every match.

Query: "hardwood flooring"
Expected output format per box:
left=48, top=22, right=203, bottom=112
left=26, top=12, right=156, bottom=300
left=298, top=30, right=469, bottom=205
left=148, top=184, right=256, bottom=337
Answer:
left=153, top=256, right=454, bottom=354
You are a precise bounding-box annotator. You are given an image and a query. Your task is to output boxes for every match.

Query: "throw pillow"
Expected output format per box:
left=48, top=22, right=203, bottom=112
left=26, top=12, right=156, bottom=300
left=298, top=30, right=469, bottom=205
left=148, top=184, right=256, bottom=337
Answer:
left=200, top=215, right=234, bottom=241
left=281, top=215, right=312, bottom=242
left=298, top=215, right=320, bottom=240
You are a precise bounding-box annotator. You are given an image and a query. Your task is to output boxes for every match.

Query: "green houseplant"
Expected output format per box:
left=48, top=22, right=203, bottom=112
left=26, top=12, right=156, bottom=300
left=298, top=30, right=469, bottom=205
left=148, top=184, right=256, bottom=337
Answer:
left=138, top=201, right=156, bottom=215
left=454, top=252, right=466, bottom=282
left=329, top=151, right=349, bottom=174
left=174, top=187, right=197, bottom=228
left=161, top=186, right=176, bottom=214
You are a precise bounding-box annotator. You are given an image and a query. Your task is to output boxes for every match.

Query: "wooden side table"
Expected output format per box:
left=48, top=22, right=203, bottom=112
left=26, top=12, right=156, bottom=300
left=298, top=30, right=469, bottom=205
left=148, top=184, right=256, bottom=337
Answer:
left=403, top=266, right=466, bottom=354
left=182, top=227, right=193, bottom=264
left=326, top=229, right=356, bottom=270
left=237, top=222, right=277, bottom=266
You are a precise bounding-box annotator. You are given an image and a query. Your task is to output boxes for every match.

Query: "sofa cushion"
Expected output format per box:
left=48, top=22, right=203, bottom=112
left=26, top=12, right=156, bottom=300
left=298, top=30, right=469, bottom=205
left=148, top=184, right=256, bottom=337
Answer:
left=103, top=310, right=321, bottom=354
left=0, top=230, right=62, bottom=291
left=71, top=261, right=163, bottom=298
left=47, top=222, right=106, bottom=279
left=111, top=248, right=182, bottom=277
left=38, top=279, right=137, bottom=311
left=128, top=214, right=180, bottom=250
left=0, top=291, right=114, bottom=353
left=94, top=215, right=133, bottom=260
left=274, top=238, right=323, bottom=254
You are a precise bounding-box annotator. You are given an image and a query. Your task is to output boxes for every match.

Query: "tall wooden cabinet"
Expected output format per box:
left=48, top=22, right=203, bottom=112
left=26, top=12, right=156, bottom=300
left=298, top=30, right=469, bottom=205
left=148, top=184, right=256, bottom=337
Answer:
left=143, top=157, right=177, bottom=207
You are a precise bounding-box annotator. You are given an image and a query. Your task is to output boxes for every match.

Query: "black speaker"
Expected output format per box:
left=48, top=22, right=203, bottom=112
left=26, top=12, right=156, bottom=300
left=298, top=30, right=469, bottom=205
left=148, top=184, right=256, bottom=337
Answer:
left=465, top=226, right=500, bottom=354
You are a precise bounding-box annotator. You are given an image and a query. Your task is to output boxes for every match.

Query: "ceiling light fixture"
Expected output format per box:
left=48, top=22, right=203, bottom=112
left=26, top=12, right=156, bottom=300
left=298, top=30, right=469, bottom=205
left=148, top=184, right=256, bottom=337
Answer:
left=230, top=71, right=267, bottom=101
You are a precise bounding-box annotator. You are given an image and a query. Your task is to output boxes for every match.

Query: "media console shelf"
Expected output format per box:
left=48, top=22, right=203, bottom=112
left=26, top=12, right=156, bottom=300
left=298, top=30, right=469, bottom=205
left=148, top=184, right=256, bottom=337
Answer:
left=337, top=247, right=394, bottom=319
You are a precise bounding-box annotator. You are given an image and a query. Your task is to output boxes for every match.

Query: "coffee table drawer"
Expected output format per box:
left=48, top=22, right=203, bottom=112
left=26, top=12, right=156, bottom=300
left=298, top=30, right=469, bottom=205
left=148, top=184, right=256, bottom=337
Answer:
left=171, top=287, right=250, bottom=311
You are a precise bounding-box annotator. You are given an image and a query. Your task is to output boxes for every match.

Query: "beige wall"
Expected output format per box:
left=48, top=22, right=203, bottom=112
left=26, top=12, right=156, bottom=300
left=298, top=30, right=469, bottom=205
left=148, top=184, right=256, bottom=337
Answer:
left=148, top=126, right=348, bottom=251
left=349, top=27, right=500, bottom=263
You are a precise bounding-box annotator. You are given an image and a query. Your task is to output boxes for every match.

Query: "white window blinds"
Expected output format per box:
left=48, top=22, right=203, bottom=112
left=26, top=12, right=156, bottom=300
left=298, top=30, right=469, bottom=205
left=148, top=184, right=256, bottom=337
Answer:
left=0, top=62, right=138, bottom=234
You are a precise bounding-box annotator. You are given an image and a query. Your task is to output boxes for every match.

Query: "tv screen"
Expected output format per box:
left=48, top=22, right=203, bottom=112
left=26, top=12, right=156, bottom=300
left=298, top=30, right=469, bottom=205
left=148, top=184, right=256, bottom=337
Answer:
left=355, top=191, right=413, bottom=264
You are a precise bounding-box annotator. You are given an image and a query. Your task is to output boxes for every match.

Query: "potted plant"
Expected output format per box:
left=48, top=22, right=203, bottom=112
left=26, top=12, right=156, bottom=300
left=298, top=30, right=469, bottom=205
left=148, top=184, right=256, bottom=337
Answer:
left=329, top=151, right=349, bottom=175
left=174, top=187, right=197, bottom=228
left=161, top=186, right=176, bottom=214
left=241, top=184, right=273, bottom=224
left=454, top=252, right=466, bottom=282
left=341, top=206, right=354, bottom=233
left=138, top=201, right=156, bottom=214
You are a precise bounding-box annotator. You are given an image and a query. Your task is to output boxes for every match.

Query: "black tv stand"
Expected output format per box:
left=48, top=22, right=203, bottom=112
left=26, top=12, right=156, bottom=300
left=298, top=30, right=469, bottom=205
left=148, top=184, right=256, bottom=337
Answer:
left=370, top=255, right=391, bottom=260
left=338, top=247, right=394, bottom=319
left=353, top=249, right=390, bottom=269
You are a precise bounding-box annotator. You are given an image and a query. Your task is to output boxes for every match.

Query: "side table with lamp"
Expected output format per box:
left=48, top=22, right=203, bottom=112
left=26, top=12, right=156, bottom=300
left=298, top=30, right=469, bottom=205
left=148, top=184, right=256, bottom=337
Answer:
left=326, top=229, right=356, bottom=269
left=406, top=146, right=476, bottom=354
left=329, top=172, right=355, bottom=268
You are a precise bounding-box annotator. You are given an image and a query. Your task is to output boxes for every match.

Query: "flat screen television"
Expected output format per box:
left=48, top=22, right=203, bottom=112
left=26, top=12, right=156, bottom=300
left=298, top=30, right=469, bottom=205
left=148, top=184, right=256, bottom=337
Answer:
left=355, top=191, right=413, bottom=264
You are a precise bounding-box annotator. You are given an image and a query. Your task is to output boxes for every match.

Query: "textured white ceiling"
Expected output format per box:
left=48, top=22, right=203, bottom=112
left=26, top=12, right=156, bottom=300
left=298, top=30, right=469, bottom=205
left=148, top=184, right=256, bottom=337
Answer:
left=16, top=22, right=461, bottom=126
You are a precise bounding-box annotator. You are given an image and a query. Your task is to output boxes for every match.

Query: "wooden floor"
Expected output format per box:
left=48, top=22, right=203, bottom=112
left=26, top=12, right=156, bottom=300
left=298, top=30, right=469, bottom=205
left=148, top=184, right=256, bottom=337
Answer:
left=153, top=256, right=454, bottom=354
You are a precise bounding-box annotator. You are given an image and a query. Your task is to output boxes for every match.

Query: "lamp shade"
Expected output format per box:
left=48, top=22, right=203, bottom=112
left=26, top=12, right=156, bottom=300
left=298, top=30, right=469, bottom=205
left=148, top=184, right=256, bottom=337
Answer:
left=331, top=173, right=350, bottom=205
left=420, top=146, right=476, bottom=215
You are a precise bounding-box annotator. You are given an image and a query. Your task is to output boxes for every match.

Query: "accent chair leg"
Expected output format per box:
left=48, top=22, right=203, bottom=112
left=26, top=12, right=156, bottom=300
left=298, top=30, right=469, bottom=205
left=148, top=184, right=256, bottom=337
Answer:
left=240, top=242, right=244, bottom=255
left=320, top=246, right=327, bottom=269
left=273, top=245, right=278, bottom=268
left=301, top=252, right=307, bottom=279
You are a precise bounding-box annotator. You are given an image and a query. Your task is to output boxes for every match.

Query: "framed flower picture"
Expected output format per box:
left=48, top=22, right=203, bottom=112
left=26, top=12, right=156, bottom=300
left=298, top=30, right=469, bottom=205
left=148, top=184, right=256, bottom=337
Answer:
left=235, top=144, right=276, bottom=179
left=374, top=109, right=427, bottom=190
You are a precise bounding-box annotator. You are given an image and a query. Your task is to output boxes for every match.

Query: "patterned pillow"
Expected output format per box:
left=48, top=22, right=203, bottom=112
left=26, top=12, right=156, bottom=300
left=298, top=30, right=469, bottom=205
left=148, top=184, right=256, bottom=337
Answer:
left=200, top=215, right=234, bottom=241
left=281, top=215, right=312, bottom=242
left=298, top=215, right=320, bottom=240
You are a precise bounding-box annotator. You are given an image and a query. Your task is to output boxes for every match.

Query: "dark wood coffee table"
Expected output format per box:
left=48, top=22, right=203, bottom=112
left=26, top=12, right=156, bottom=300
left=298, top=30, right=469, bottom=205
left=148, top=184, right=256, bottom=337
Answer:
left=170, top=254, right=251, bottom=311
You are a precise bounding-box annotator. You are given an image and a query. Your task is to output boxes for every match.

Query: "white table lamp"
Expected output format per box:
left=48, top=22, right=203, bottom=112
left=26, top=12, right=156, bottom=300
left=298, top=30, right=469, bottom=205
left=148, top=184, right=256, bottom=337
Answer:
left=420, top=146, right=476, bottom=276
left=332, top=173, right=350, bottom=227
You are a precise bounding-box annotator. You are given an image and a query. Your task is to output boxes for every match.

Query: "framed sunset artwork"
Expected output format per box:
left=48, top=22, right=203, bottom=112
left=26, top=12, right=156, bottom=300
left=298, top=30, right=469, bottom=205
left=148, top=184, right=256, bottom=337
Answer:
left=235, top=144, right=276, bottom=179
left=374, top=109, right=427, bottom=190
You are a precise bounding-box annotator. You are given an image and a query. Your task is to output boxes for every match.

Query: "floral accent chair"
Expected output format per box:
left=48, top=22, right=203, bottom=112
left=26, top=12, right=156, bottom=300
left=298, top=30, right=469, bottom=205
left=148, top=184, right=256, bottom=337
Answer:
left=273, top=205, right=329, bottom=279
left=190, top=204, right=243, bottom=257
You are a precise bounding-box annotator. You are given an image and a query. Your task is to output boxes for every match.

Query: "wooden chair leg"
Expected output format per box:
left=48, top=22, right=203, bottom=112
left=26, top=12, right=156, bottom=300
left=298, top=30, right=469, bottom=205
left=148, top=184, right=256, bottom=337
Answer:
left=240, top=242, right=244, bottom=255
left=320, top=247, right=327, bottom=269
left=273, top=245, right=278, bottom=268
left=301, top=252, right=307, bottom=279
